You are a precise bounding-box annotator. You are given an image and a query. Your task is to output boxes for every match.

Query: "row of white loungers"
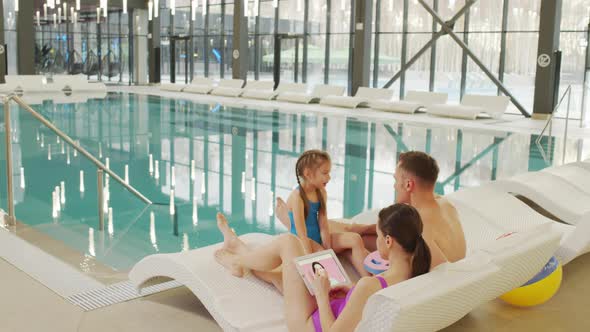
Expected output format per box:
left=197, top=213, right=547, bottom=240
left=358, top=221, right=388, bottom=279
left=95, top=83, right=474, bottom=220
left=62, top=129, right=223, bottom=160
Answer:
left=0, top=74, right=107, bottom=95
left=276, top=84, right=346, bottom=104
left=427, top=94, right=511, bottom=119
left=320, top=87, right=394, bottom=108
left=161, top=79, right=349, bottom=104
left=242, top=82, right=307, bottom=100
left=371, top=91, right=448, bottom=114
left=370, top=91, right=511, bottom=119
left=160, top=79, right=512, bottom=119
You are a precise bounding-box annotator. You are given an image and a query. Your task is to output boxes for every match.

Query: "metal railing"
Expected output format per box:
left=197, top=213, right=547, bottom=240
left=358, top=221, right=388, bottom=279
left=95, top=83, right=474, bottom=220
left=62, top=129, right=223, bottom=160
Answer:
left=535, top=85, right=572, bottom=164
left=2, top=94, right=152, bottom=228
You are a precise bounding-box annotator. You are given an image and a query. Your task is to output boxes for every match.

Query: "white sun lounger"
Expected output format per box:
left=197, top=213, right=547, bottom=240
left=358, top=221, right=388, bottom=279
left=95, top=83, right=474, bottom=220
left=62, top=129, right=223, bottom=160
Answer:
left=160, top=83, right=187, bottom=92
left=276, top=84, right=345, bottom=104
left=4, top=75, right=62, bottom=94
left=0, top=79, right=20, bottom=94
left=428, top=94, right=510, bottom=120
left=320, top=87, right=394, bottom=109
left=371, top=91, right=448, bottom=114
left=183, top=78, right=216, bottom=94
left=492, top=170, right=590, bottom=225
left=360, top=223, right=559, bottom=332
left=19, top=93, right=95, bottom=105
left=208, top=79, right=245, bottom=95
left=540, top=162, right=590, bottom=195
left=242, top=82, right=306, bottom=100
left=53, top=75, right=107, bottom=94
left=130, top=222, right=560, bottom=332
left=346, top=186, right=588, bottom=266
left=446, top=185, right=590, bottom=265
left=211, top=80, right=274, bottom=98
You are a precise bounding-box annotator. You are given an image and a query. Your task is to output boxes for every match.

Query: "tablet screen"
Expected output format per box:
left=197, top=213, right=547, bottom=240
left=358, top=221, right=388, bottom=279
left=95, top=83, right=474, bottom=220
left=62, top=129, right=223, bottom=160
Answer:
left=294, top=249, right=350, bottom=295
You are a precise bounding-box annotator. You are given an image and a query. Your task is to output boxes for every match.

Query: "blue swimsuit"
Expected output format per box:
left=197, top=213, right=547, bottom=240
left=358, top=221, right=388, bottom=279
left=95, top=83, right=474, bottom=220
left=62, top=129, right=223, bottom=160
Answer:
left=289, top=201, right=322, bottom=245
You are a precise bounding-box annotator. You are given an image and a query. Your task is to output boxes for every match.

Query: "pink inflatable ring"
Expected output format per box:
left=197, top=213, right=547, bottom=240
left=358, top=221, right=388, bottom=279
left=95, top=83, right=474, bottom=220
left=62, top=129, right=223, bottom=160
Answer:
left=364, top=251, right=389, bottom=275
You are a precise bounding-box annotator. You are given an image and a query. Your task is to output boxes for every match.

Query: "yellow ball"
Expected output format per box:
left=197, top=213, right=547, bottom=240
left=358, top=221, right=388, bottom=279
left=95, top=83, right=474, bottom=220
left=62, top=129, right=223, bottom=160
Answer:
left=500, top=256, right=562, bottom=307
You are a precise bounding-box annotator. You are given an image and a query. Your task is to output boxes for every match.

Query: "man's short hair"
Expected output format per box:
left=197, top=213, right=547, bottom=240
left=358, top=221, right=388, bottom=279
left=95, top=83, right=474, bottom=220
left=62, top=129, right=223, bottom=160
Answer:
left=398, top=151, right=439, bottom=186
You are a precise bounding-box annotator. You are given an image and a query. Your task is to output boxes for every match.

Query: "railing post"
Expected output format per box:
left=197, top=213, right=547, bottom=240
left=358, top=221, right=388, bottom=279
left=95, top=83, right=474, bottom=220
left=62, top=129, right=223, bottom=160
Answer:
left=4, top=98, right=15, bottom=226
left=97, top=169, right=104, bottom=231
left=563, top=88, right=572, bottom=164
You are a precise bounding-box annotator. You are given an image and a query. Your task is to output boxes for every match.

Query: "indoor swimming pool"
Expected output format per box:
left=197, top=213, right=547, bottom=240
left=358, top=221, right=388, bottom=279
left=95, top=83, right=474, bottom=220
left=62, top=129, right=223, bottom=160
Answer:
left=1, top=92, right=588, bottom=271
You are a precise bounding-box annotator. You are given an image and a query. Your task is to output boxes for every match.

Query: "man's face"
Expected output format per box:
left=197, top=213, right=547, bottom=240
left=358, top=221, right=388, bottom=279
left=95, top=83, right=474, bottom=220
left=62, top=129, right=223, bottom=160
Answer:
left=394, top=162, right=412, bottom=204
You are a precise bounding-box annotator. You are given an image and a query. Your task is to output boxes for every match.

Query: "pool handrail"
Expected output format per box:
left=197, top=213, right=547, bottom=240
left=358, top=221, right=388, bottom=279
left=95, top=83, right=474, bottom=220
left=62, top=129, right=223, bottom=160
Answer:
left=1, top=94, right=152, bottom=227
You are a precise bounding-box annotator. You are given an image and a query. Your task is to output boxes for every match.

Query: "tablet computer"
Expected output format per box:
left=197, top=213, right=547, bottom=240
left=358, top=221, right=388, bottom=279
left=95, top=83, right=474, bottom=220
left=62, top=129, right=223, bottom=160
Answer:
left=293, top=249, right=351, bottom=295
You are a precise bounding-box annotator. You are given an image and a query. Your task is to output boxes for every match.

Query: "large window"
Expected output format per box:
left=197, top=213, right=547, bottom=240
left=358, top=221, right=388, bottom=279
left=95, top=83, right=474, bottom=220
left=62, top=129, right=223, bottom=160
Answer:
left=33, top=8, right=131, bottom=83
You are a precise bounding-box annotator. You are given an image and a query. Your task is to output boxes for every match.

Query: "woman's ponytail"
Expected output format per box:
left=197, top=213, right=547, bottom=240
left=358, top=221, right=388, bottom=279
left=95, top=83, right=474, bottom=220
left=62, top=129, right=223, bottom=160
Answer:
left=378, top=204, right=432, bottom=278
left=411, top=236, right=431, bottom=278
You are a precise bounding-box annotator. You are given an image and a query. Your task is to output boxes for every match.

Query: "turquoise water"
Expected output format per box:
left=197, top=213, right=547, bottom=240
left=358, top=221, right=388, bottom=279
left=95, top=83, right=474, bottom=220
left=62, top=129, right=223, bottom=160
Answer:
left=0, top=92, right=587, bottom=270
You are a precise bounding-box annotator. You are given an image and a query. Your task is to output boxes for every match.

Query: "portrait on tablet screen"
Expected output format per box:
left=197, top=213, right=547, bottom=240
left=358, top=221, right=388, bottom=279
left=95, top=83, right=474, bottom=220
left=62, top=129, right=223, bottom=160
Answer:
left=301, top=254, right=346, bottom=287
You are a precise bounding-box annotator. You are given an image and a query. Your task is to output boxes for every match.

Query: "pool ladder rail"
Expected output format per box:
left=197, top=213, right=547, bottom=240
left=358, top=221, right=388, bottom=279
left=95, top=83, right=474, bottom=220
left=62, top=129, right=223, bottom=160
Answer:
left=535, top=84, right=574, bottom=165
left=1, top=93, right=152, bottom=230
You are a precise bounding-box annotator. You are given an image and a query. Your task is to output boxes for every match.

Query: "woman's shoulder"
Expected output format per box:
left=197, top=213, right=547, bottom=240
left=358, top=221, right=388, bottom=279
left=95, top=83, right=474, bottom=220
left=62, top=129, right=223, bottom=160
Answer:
left=354, top=276, right=385, bottom=294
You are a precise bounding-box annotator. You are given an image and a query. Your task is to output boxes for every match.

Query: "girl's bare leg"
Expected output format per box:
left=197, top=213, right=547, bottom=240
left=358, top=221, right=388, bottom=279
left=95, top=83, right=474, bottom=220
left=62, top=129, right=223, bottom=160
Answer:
left=215, top=213, right=287, bottom=275
left=215, top=216, right=316, bottom=331
left=331, top=232, right=371, bottom=277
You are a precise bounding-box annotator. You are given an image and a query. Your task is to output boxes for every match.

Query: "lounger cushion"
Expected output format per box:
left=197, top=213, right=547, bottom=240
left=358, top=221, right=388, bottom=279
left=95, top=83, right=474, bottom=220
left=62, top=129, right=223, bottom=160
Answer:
left=371, top=100, right=425, bottom=113
left=52, top=75, right=107, bottom=93
left=242, top=90, right=277, bottom=100
left=371, top=91, right=448, bottom=114
left=275, top=92, right=317, bottom=104
left=321, top=87, right=394, bottom=108
left=211, top=87, right=244, bottom=97
left=320, top=96, right=369, bottom=108
left=218, top=79, right=244, bottom=89
left=161, top=84, right=186, bottom=92
left=183, top=85, right=214, bottom=94
left=428, top=104, right=488, bottom=120
left=428, top=95, right=509, bottom=119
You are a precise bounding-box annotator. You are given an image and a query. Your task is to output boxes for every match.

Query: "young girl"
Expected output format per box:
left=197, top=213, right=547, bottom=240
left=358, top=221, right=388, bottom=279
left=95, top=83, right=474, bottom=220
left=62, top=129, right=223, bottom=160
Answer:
left=287, top=149, right=371, bottom=277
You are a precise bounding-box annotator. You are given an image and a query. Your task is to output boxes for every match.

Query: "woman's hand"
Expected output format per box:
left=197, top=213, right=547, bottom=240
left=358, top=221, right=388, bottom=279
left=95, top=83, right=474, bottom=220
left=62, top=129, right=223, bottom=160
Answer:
left=312, top=270, right=331, bottom=301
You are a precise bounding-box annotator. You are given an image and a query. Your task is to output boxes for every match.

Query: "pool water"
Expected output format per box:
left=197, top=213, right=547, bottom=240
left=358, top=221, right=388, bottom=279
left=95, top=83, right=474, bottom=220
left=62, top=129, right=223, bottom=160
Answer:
left=0, top=92, right=587, bottom=270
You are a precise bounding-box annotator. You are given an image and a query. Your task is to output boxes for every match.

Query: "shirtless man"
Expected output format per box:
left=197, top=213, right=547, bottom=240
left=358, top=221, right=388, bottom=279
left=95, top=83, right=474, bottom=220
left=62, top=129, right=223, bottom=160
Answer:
left=277, top=151, right=466, bottom=268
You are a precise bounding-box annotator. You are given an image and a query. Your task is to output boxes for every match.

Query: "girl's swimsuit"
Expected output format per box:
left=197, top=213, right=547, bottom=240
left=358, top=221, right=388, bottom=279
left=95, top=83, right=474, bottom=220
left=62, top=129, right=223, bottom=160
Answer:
left=289, top=200, right=322, bottom=245
left=311, top=275, right=389, bottom=332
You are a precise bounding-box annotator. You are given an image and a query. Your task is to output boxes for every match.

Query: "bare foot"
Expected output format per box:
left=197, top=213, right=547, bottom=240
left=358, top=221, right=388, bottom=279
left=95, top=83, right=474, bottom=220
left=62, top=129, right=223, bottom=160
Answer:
left=214, top=249, right=244, bottom=277
left=216, top=212, right=248, bottom=254
left=275, top=197, right=291, bottom=229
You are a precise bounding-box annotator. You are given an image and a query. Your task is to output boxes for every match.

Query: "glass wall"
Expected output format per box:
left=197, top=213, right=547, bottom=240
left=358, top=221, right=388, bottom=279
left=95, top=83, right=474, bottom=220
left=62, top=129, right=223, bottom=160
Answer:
left=371, top=0, right=545, bottom=115
left=33, top=8, right=131, bottom=83
left=5, top=0, right=589, bottom=120
left=160, top=0, right=353, bottom=91
left=3, top=0, right=17, bottom=74
left=559, top=0, right=590, bottom=120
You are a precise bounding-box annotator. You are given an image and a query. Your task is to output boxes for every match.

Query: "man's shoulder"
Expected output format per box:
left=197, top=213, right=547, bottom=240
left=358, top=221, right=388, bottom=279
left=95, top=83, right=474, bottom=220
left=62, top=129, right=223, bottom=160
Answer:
left=421, top=199, right=460, bottom=228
